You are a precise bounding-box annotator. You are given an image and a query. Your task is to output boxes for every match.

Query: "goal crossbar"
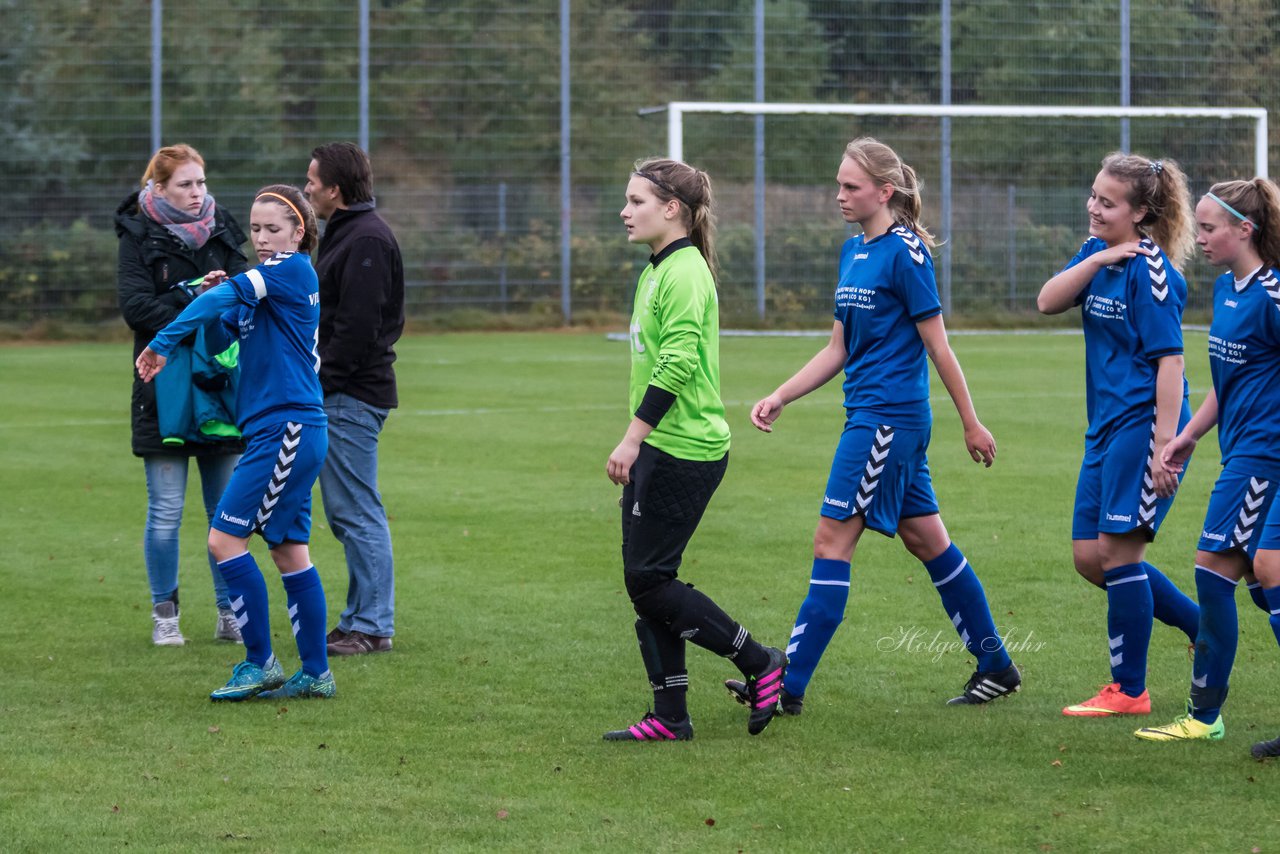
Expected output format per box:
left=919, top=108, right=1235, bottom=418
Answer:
left=653, top=102, right=1269, bottom=178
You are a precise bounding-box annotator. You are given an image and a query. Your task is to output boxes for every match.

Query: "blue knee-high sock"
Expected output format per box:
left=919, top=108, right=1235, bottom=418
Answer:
left=782, top=558, right=851, bottom=697
left=218, top=552, right=273, bottom=668
left=1262, top=585, right=1280, bottom=649
left=1247, top=582, right=1270, bottom=615
left=1103, top=563, right=1153, bottom=697
left=1189, top=566, right=1238, bottom=724
left=1144, top=562, right=1199, bottom=643
left=281, top=566, right=330, bottom=679
left=924, top=543, right=1012, bottom=673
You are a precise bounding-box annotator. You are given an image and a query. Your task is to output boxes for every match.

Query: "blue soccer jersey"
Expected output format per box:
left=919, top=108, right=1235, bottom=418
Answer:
left=1207, top=267, right=1280, bottom=465
left=149, top=251, right=325, bottom=437
left=1067, top=237, right=1188, bottom=439
left=834, top=225, right=941, bottom=429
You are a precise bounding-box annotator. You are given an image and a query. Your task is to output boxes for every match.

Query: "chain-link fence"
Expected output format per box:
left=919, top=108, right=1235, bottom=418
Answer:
left=3, top=1, right=1278, bottom=330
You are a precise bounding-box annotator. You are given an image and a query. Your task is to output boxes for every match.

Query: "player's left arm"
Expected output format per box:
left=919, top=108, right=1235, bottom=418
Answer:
left=917, top=314, right=996, bottom=467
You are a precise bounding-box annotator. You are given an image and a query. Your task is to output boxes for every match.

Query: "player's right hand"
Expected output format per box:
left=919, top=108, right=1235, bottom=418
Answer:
left=135, top=346, right=167, bottom=383
left=1160, top=431, right=1195, bottom=475
left=606, top=437, right=640, bottom=485
left=1092, top=241, right=1151, bottom=268
left=750, top=394, right=785, bottom=432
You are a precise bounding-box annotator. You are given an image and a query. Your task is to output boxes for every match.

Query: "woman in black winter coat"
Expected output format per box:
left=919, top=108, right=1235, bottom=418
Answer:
left=116, top=143, right=249, bottom=647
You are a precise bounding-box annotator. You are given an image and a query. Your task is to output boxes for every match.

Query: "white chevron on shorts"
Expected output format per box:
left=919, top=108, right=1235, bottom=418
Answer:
left=855, top=426, right=895, bottom=512
left=1231, top=477, right=1270, bottom=546
left=255, top=422, right=302, bottom=531
left=1137, top=410, right=1159, bottom=527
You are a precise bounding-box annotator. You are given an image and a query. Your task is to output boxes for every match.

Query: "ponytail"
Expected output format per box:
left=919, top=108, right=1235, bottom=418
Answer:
left=1100, top=152, right=1194, bottom=269
left=632, top=157, right=719, bottom=281
left=843, top=137, right=936, bottom=248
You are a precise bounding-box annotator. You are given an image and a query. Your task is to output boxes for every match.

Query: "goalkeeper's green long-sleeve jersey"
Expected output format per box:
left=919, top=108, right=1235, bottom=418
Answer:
left=627, top=241, right=730, bottom=461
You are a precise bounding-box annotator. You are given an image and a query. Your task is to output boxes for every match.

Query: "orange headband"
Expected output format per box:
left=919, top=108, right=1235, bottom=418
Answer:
left=255, top=191, right=305, bottom=229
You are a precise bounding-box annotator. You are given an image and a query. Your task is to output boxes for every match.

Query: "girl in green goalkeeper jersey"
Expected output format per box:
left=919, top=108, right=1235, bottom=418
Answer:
left=602, top=158, right=786, bottom=742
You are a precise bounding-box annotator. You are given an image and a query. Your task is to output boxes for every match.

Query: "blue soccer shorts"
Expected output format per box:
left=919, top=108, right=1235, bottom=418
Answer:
left=1072, top=411, right=1188, bottom=541
left=1199, top=460, right=1280, bottom=559
left=211, top=420, right=327, bottom=548
left=821, top=421, right=938, bottom=537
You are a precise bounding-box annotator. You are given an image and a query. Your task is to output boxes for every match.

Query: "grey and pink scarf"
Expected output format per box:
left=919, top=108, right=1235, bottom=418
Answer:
left=138, top=180, right=217, bottom=250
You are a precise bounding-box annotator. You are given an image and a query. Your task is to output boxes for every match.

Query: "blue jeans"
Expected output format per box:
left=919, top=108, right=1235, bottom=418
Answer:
left=143, top=453, right=238, bottom=608
left=320, top=392, right=395, bottom=637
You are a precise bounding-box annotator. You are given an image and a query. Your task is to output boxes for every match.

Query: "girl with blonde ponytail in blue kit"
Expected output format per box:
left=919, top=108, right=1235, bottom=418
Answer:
left=727, top=138, right=1018, bottom=715
left=1038, top=152, right=1200, bottom=719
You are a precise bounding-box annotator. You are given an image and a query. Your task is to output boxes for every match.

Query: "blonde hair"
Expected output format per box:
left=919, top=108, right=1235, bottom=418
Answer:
left=1206, top=178, right=1280, bottom=270
left=141, top=144, right=204, bottom=188
left=1099, top=152, right=1194, bottom=269
left=632, top=157, right=719, bottom=281
left=843, top=137, right=935, bottom=248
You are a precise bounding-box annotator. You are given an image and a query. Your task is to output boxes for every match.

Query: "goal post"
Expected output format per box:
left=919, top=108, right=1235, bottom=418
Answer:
left=661, top=102, right=1268, bottom=178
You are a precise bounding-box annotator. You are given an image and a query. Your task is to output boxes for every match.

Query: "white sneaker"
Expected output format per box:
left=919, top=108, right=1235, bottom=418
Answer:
left=152, top=601, right=185, bottom=646
left=214, top=608, right=243, bottom=643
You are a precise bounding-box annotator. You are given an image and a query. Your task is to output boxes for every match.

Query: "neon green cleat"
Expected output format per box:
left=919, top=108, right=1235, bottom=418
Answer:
left=210, top=658, right=286, bottom=702
left=1134, top=713, right=1224, bottom=742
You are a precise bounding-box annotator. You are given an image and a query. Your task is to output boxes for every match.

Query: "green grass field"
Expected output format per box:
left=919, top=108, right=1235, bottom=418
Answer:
left=3, top=330, right=1278, bottom=852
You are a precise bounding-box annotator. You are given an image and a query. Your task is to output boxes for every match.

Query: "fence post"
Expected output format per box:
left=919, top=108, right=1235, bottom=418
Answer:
left=1007, top=183, right=1017, bottom=310
left=151, top=0, right=162, bottom=151
left=559, top=0, right=572, bottom=324
left=359, top=0, right=369, bottom=152
left=939, top=0, right=953, bottom=316
left=498, top=182, right=508, bottom=312
left=753, top=0, right=766, bottom=322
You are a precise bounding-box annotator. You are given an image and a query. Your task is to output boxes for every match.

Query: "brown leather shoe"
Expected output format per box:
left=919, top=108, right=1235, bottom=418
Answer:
left=328, top=630, right=393, bottom=656
left=326, top=627, right=350, bottom=647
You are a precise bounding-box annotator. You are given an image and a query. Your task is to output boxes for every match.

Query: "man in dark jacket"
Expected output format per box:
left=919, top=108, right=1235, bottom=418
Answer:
left=305, top=142, right=406, bottom=655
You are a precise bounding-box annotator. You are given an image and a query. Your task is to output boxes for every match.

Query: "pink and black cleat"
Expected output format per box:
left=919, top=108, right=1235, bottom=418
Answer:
left=603, top=711, right=693, bottom=742
left=746, top=646, right=788, bottom=735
